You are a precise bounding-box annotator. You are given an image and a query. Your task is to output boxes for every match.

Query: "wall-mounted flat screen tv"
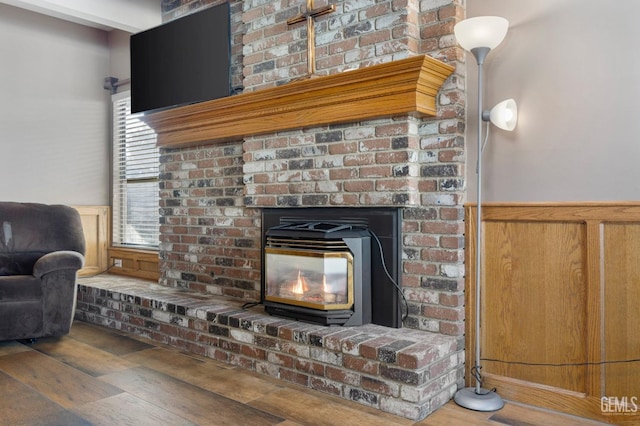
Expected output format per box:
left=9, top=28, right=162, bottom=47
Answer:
left=130, top=2, right=230, bottom=114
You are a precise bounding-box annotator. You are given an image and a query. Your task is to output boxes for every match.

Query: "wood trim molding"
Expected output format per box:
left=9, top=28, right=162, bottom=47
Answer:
left=142, top=55, right=454, bottom=148
left=466, top=201, right=640, bottom=222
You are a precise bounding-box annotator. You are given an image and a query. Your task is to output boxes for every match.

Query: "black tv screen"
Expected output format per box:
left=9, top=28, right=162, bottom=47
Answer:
left=130, top=3, right=230, bottom=114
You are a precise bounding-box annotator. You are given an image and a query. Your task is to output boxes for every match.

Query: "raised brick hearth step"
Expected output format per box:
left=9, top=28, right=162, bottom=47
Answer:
left=75, top=275, right=461, bottom=421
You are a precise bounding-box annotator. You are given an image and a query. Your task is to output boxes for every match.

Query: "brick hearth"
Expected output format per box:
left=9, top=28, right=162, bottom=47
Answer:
left=76, top=275, right=459, bottom=420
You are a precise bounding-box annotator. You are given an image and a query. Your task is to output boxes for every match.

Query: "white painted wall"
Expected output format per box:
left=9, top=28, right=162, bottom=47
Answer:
left=109, top=29, right=131, bottom=86
left=0, top=4, right=110, bottom=205
left=465, top=0, right=640, bottom=202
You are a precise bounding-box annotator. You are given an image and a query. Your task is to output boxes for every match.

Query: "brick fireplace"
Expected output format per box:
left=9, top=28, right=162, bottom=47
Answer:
left=155, top=0, right=466, bottom=336
left=78, top=0, right=469, bottom=421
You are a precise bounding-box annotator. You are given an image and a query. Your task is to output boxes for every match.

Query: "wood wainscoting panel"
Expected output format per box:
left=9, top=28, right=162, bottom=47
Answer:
left=465, top=203, right=640, bottom=424
left=107, top=247, right=159, bottom=281
left=603, top=223, right=640, bottom=399
left=482, top=221, right=588, bottom=393
left=73, top=206, right=109, bottom=277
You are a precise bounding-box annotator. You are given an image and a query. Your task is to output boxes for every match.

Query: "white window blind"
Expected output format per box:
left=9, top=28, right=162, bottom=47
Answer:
left=112, top=91, right=160, bottom=249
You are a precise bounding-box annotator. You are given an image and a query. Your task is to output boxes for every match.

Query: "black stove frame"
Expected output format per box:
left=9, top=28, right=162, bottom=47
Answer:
left=261, top=208, right=402, bottom=328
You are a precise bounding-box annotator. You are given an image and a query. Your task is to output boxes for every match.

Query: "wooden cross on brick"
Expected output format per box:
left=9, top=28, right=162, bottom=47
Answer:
left=287, top=0, right=336, bottom=76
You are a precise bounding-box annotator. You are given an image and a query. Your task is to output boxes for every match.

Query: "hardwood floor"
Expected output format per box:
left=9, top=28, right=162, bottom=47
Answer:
left=0, top=321, right=606, bottom=425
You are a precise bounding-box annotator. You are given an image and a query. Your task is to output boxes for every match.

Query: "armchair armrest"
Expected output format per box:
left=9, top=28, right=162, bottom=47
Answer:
left=33, top=251, right=85, bottom=278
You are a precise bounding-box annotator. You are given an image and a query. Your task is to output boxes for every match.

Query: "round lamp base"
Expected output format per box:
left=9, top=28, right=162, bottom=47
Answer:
left=454, top=387, right=505, bottom=412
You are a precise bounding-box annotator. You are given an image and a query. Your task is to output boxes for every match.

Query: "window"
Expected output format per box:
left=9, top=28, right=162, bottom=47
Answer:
left=112, top=91, right=160, bottom=249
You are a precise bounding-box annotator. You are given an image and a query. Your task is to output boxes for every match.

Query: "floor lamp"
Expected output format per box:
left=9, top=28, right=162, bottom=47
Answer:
left=453, top=16, right=518, bottom=412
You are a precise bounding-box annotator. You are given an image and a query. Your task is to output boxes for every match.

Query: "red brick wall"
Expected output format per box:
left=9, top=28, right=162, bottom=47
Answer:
left=158, top=0, right=466, bottom=337
left=159, top=143, right=261, bottom=300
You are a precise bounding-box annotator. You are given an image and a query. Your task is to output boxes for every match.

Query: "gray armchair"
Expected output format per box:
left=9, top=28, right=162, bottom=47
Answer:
left=0, top=202, right=85, bottom=341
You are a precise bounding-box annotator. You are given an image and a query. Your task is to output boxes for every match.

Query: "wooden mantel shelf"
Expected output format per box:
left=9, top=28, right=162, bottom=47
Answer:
left=142, top=55, right=455, bottom=148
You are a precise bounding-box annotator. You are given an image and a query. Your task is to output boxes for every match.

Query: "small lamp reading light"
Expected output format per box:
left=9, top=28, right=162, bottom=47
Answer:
left=483, top=98, right=518, bottom=131
left=454, top=15, right=516, bottom=414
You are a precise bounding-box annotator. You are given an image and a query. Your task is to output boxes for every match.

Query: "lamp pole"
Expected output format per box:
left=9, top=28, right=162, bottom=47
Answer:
left=473, top=46, right=488, bottom=397
left=453, top=46, right=505, bottom=412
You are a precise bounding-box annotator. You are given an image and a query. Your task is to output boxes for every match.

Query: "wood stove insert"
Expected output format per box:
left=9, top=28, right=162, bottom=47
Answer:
left=261, top=208, right=402, bottom=328
left=264, top=222, right=371, bottom=326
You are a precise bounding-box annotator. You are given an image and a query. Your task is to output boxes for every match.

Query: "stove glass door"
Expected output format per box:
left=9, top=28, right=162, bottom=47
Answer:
left=264, top=248, right=353, bottom=310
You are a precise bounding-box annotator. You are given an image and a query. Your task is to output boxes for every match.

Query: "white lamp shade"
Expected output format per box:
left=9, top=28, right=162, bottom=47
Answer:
left=488, top=99, right=518, bottom=131
left=454, top=16, right=509, bottom=51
